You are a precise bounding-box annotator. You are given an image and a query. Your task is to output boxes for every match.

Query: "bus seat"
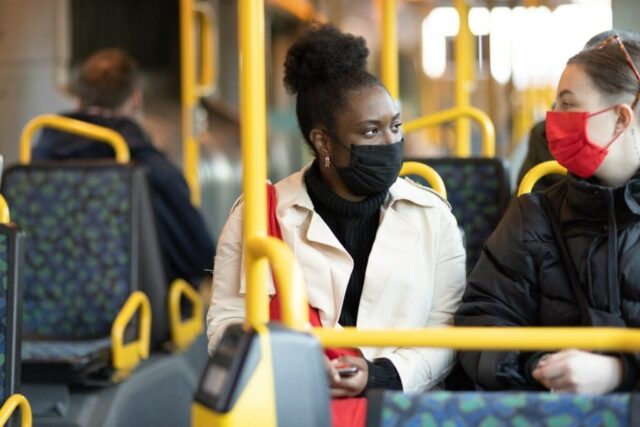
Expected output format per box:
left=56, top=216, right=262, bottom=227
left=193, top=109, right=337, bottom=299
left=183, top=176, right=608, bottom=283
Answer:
left=1, top=162, right=167, bottom=383
left=366, top=390, right=637, bottom=426
left=406, top=157, right=511, bottom=272
left=0, top=202, right=32, bottom=426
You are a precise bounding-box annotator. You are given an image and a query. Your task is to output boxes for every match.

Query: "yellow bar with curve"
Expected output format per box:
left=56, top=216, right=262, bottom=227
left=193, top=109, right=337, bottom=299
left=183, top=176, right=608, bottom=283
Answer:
left=194, top=1, right=216, bottom=97
left=267, top=0, right=323, bottom=22
left=169, top=279, right=204, bottom=350
left=20, top=114, right=130, bottom=164
left=404, top=106, right=495, bottom=157
left=180, top=0, right=201, bottom=205
left=0, top=394, right=32, bottom=427
left=239, top=0, right=269, bottom=328
left=517, top=160, right=567, bottom=196
left=0, top=195, right=9, bottom=225
left=312, top=327, right=640, bottom=352
left=380, top=0, right=398, bottom=99
left=454, top=0, right=474, bottom=157
left=111, top=291, right=151, bottom=374
left=246, top=236, right=309, bottom=331
left=400, top=161, right=447, bottom=199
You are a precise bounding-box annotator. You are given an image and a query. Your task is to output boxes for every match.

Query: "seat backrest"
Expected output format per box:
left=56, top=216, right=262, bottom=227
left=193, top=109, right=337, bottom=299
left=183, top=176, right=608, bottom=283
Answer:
left=1, top=162, right=167, bottom=345
left=406, top=157, right=510, bottom=273
left=0, top=222, right=24, bottom=403
left=366, top=391, right=635, bottom=427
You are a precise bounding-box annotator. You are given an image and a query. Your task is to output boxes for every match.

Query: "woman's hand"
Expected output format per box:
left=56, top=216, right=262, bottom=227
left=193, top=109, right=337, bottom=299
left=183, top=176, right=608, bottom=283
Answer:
left=531, top=349, right=623, bottom=394
left=325, top=356, right=369, bottom=398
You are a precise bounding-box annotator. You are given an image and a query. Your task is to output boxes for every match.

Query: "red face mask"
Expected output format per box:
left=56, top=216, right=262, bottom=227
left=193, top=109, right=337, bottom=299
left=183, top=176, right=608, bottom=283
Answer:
left=546, top=107, right=621, bottom=178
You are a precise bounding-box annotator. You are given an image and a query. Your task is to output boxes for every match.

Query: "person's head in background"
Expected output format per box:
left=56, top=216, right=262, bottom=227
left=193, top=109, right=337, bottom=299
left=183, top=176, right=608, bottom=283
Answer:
left=283, top=23, right=403, bottom=202
left=71, top=48, right=142, bottom=119
left=548, top=30, right=640, bottom=187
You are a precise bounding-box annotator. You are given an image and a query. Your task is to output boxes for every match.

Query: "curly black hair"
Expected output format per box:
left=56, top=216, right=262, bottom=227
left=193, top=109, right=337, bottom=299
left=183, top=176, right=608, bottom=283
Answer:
left=283, top=23, right=382, bottom=152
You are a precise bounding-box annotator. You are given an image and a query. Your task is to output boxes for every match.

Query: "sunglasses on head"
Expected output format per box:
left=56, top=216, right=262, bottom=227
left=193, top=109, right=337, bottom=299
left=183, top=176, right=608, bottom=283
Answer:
left=593, top=34, right=640, bottom=109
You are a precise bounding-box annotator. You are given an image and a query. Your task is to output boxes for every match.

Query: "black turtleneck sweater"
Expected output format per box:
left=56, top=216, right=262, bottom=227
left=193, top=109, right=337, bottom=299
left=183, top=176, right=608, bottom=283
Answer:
left=305, top=162, right=403, bottom=391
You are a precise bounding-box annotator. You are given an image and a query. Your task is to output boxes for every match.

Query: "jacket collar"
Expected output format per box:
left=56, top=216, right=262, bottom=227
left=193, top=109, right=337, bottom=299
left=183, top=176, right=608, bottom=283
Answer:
left=565, top=171, right=640, bottom=219
left=275, top=163, right=437, bottom=217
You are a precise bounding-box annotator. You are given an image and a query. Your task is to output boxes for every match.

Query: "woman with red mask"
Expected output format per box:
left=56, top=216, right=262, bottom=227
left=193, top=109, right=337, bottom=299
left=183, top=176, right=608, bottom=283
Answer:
left=455, top=31, right=640, bottom=393
left=206, top=24, right=466, bottom=426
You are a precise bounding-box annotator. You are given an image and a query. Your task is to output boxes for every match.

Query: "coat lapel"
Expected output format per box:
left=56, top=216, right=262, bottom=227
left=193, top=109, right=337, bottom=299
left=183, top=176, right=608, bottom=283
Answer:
left=359, top=203, right=420, bottom=315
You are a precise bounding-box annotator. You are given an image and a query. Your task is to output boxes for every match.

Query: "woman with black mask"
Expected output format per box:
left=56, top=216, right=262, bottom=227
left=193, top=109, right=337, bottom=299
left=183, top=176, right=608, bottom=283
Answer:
left=206, top=24, right=466, bottom=426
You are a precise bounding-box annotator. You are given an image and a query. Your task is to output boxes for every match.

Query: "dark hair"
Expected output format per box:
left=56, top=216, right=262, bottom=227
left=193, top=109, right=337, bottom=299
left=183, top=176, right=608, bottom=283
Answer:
left=283, top=23, right=381, bottom=152
left=569, top=31, right=640, bottom=108
left=72, top=48, right=139, bottom=110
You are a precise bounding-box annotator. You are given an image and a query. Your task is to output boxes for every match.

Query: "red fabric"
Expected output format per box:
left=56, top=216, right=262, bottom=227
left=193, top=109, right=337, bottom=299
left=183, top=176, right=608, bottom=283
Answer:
left=266, top=184, right=366, bottom=427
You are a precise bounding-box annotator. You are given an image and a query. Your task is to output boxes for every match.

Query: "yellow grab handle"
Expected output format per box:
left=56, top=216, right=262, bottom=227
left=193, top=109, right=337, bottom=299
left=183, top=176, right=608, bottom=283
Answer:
left=20, top=114, right=130, bottom=164
left=0, top=394, right=32, bottom=427
left=169, top=279, right=204, bottom=350
left=404, top=107, right=496, bottom=158
left=194, top=1, right=216, bottom=97
left=111, top=291, right=151, bottom=374
left=0, top=195, right=9, bottom=224
left=517, top=160, right=567, bottom=196
left=246, top=236, right=309, bottom=331
left=400, top=161, right=447, bottom=200
left=267, top=0, right=325, bottom=21
left=313, top=326, right=640, bottom=352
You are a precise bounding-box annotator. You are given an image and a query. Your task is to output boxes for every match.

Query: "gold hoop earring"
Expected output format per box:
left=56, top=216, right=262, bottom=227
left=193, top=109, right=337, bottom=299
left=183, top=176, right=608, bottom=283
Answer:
left=324, top=156, right=331, bottom=168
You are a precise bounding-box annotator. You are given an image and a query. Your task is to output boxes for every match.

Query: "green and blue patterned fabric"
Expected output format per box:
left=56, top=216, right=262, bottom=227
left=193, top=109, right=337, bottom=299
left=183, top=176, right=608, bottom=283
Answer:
left=367, top=391, right=633, bottom=427
left=0, top=223, right=25, bottom=402
left=2, top=165, right=133, bottom=340
left=406, top=158, right=511, bottom=273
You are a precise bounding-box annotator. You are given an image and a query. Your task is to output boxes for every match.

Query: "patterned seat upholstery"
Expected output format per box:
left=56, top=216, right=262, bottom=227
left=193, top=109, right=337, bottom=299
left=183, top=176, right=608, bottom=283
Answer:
left=2, top=162, right=167, bottom=383
left=367, top=391, right=637, bottom=427
left=406, top=158, right=511, bottom=273
left=0, top=221, right=25, bottom=402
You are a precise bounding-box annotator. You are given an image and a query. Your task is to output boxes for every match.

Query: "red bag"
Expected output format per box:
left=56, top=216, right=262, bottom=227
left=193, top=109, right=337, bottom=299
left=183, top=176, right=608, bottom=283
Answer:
left=266, top=184, right=366, bottom=427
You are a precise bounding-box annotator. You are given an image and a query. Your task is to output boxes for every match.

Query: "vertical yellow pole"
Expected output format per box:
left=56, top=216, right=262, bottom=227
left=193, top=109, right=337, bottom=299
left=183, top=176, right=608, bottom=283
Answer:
left=239, top=0, right=269, bottom=327
left=380, top=0, right=398, bottom=99
left=180, top=0, right=201, bottom=205
left=454, top=0, right=473, bottom=157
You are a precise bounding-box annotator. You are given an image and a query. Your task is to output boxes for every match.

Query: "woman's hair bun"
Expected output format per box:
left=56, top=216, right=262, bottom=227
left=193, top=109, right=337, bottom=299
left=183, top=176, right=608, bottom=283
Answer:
left=284, top=23, right=369, bottom=94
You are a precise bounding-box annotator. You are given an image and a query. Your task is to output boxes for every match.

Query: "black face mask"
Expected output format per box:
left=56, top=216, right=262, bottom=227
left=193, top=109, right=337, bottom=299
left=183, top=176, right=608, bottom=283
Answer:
left=333, top=139, right=404, bottom=196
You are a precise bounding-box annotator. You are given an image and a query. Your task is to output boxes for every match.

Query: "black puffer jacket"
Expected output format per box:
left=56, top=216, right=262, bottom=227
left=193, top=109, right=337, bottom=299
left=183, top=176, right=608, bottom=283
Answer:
left=455, top=172, right=640, bottom=391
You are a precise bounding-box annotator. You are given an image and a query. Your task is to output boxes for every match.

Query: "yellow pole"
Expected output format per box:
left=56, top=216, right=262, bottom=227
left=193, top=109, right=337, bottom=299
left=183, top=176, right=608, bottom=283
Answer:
left=313, top=327, right=640, bottom=352
left=380, top=0, right=398, bottom=99
left=180, top=0, right=201, bottom=205
left=239, top=0, right=269, bottom=327
left=454, top=0, right=473, bottom=157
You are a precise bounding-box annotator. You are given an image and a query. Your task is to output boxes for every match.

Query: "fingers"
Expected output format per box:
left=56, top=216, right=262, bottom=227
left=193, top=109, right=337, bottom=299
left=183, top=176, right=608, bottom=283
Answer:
left=325, top=355, right=340, bottom=385
left=328, top=356, right=369, bottom=398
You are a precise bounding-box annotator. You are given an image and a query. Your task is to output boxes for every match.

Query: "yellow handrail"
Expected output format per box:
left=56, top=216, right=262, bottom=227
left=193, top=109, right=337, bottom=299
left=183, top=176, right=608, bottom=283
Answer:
left=380, top=0, right=398, bottom=99
left=246, top=236, right=309, bottom=331
left=404, top=106, right=496, bottom=157
left=20, top=114, right=130, bottom=164
left=517, top=160, right=567, bottom=196
left=266, top=0, right=325, bottom=21
left=312, top=327, right=640, bottom=352
left=180, top=0, right=201, bottom=205
left=169, top=279, right=204, bottom=350
left=0, top=195, right=9, bottom=224
left=0, top=394, right=32, bottom=427
left=111, top=291, right=151, bottom=375
left=194, top=1, right=216, bottom=97
left=240, top=0, right=269, bottom=328
left=400, top=161, right=447, bottom=199
left=454, top=0, right=474, bottom=156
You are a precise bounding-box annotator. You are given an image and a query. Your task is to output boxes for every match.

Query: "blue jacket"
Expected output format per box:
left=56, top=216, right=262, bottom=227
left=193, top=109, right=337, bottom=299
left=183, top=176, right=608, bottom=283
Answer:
left=33, top=112, right=215, bottom=286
